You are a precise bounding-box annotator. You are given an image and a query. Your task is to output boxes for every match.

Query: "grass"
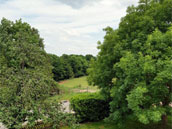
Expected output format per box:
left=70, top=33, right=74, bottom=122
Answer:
left=61, top=117, right=172, bottom=129
left=28, top=117, right=172, bottom=129
left=59, top=76, right=97, bottom=90
left=61, top=121, right=116, bottom=129
left=48, top=76, right=98, bottom=101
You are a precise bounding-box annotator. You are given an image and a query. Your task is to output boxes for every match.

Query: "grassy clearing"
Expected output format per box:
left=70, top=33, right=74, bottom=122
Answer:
left=59, top=76, right=97, bottom=90
left=48, top=76, right=98, bottom=101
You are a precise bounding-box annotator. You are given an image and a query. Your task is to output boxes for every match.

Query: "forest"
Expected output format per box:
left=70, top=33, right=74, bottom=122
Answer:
left=49, top=54, right=95, bottom=81
left=0, top=0, right=172, bottom=129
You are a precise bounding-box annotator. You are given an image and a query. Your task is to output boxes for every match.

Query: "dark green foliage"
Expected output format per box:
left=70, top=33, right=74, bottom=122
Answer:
left=49, top=54, right=74, bottom=81
left=49, top=54, right=95, bottom=81
left=21, top=101, right=79, bottom=129
left=88, top=0, right=172, bottom=128
left=0, top=18, right=75, bottom=129
left=70, top=93, right=110, bottom=122
left=85, top=54, right=96, bottom=62
left=67, top=55, right=89, bottom=77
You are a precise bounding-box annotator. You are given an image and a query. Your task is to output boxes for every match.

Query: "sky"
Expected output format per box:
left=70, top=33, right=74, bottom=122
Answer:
left=0, top=0, right=138, bottom=56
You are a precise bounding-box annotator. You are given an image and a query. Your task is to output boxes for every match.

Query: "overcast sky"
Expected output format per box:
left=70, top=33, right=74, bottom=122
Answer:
left=0, top=0, right=138, bottom=56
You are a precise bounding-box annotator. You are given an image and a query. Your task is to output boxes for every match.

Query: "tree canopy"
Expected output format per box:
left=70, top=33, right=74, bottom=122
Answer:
left=49, top=54, right=95, bottom=81
left=0, top=18, right=75, bottom=129
left=88, top=0, right=172, bottom=127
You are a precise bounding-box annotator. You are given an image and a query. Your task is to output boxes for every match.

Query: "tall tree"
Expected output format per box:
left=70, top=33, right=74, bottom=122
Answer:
left=88, top=0, right=172, bottom=128
left=0, top=18, right=75, bottom=129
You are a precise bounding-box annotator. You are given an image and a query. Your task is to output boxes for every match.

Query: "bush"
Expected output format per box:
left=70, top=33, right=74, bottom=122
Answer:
left=22, top=101, right=79, bottom=129
left=70, top=92, right=109, bottom=122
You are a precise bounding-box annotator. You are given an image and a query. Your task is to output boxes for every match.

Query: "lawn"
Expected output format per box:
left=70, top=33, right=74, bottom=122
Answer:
left=61, top=121, right=116, bottom=129
left=61, top=117, right=172, bottom=129
left=58, top=76, right=94, bottom=89
left=31, top=117, right=172, bottom=129
left=48, top=76, right=98, bottom=101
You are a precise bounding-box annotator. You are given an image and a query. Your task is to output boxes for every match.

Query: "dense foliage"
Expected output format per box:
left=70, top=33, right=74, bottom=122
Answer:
left=49, top=54, right=95, bottom=81
left=88, top=0, right=172, bottom=128
left=70, top=93, right=110, bottom=122
left=0, top=18, right=76, bottom=129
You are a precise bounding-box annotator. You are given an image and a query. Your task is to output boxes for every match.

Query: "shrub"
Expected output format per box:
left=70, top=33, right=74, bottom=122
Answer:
left=70, top=92, right=109, bottom=122
left=22, top=101, right=79, bottom=129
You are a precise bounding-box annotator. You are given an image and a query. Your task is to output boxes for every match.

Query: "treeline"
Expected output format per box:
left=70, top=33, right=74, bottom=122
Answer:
left=48, top=54, right=95, bottom=81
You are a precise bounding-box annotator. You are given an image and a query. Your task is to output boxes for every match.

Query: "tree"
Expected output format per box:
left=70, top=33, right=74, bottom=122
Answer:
left=68, top=55, right=88, bottom=77
left=0, top=18, right=76, bottom=129
left=48, top=54, right=74, bottom=81
left=49, top=54, right=92, bottom=81
left=88, top=0, right=172, bottom=128
left=85, top=54, right=96, bottom=62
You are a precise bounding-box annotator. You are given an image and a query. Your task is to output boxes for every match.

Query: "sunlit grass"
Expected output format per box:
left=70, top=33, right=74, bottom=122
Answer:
left=59, top=76, right=97, bottom=89
left=48, top=76, right=98, bottom=101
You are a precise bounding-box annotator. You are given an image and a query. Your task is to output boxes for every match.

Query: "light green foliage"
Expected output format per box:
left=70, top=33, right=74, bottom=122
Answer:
left=127, top=86, right=164, bottom=124
left=127, top=86, right=148, bottom=112
left=88, top=0, right=172, bottom=127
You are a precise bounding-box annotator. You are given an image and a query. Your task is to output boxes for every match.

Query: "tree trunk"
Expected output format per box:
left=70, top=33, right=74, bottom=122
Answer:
left=161, top=114, right=168, bottom=129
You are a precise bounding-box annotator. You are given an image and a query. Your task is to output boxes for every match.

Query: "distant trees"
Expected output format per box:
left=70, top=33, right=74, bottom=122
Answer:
left=88, top=0, right=172, bottom=128
left=49, top=54, right=95, bottom=81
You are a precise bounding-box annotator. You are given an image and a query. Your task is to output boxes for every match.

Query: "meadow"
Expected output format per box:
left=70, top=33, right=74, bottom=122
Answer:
left=48, top=76, right=98, bottom=101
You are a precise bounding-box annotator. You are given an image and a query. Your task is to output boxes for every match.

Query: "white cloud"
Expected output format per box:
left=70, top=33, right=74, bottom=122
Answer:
left=0, top=0, right=138, bottom=56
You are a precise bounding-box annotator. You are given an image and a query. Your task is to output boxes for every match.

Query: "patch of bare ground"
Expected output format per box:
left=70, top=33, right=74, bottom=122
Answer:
left=73, top=89, right=98, bottom=93
left=58, top=80, right=68, bottom=84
